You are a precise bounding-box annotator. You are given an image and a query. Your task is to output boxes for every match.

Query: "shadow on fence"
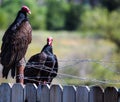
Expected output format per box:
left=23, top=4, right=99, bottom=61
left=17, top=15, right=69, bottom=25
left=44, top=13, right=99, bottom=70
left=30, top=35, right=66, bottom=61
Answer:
left=0, top=83, right=120, bottom=102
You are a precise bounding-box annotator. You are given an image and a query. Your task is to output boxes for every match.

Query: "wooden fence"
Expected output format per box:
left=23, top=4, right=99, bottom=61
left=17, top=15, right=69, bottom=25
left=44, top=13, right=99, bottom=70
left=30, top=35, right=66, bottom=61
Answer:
left=0, top=83, right=120, bottom=102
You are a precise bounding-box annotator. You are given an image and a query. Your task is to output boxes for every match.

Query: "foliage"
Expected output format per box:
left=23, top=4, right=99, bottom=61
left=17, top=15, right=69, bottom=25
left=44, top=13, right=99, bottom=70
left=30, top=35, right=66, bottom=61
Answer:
left=80, top=7, right=120, bottom=42
left=0, top=9, right=9, bottom=29
left=80, top=7, right=108, bottom=37
left=0, top=0, right=120, bottom=32
left=65, top=3, right=83, bottom=30
left=46, top=0, right=69, bottom=30
left=106, top=10, right=120, bottom=51
left=91, top=63, right=115, bottom=80
left=0, top=0, right=82, bottom=30
left=0, top=0, right=47, bottom=30
left=30, top=6, right=47, bottom=30
left=101, top=0, right=120, bottom=12
left=23, top=0, right=47, bottom=30
left=80, top=7, right=120, bottom=86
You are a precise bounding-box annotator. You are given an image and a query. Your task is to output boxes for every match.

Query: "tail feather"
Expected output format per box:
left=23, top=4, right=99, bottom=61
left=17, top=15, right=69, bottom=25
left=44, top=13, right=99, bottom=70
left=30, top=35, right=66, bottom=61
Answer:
left=2, top=66, right=11, bottom=79
left=11, top=65, right=16, bottom=78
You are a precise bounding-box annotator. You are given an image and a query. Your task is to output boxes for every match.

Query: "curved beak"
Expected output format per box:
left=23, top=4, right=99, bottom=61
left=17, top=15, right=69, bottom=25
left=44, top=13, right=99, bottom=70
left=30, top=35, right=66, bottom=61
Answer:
left=48, top=41, right=52, bottom=45
left=28, top=10, right=31, bottom=14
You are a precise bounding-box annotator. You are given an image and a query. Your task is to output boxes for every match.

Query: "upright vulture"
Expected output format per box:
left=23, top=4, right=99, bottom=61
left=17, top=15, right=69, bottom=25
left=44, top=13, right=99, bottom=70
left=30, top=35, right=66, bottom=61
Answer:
left=1, top=6, right=32, bottom=79
left=24, top=37, right=58, bottom=85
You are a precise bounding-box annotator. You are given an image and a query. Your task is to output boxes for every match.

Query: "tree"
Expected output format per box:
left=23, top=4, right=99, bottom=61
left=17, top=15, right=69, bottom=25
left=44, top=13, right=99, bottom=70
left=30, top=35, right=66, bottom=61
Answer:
left=0, top=0, right=47, bottom=30
left=46, top=0, right=68, bottom=30
left=65, top=3, right=83, bottom=30
left=81, top=7, right=120, bottom=51
left=101, top=0, right=120, bottom=12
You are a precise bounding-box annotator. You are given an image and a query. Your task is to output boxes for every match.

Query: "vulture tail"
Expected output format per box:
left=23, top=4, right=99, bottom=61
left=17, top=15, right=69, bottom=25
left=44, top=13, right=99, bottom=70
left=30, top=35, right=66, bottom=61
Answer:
left=2, top=66, right=11, bottom=79
left=11, top=64, right=16, bottom=78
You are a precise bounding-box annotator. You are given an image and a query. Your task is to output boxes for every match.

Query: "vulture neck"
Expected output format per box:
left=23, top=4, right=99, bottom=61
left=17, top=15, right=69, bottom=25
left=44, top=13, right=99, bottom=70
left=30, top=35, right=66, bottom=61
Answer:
left=41, top=44, right=53, bottom=55
left=10, top=10, right=28, bottom=32
left=14, top=10, right=27, bottom=23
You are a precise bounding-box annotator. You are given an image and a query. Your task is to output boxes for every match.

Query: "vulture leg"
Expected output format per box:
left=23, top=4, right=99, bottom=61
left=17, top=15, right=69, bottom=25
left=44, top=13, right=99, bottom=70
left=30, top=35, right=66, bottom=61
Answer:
left=16, top=58, right=26, bottom=84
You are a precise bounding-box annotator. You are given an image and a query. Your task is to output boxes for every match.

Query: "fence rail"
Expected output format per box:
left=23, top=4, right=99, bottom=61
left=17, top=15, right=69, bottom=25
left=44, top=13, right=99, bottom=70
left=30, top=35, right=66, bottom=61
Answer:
left=0, top=83, right=120, bottom=102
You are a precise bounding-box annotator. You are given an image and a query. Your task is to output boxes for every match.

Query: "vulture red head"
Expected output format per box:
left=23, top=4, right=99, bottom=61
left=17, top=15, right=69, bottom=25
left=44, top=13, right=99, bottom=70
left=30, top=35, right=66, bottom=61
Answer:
left=21, top=6, right=31, bottom=14
left=47, top=37, right=53, bottom=46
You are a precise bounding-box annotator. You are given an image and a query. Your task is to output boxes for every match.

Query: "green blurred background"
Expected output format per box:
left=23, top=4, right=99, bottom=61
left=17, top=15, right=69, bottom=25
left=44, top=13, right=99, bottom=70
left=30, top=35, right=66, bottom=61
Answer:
left=0, top=0, right=120, bottom=87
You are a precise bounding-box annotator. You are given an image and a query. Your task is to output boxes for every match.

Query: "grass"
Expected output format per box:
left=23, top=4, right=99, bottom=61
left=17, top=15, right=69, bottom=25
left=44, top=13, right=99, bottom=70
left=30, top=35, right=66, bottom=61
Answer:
left=0, top=30, right=117, bottom=86
left=25, top=30, right=115, bottom=60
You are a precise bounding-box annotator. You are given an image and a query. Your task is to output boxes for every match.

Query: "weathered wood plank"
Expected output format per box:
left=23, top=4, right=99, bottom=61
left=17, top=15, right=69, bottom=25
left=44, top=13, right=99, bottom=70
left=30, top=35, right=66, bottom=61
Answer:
left=50, top=84, right=63, bottom=102
left=11, top=83, right=24, bottom=102
left=63, top=85, right=76, bottom=102
left=24, top=83, right=37, bottom=102
left=0, top=83, right=11, bottom=102
left=37, top=84, right=50, bottom=102
left=104, top=87, right=118, bottom=102
left=76, top=86, right=89, bottom=102
left=0, top=82, right=120, bottom=102
left=89, top=86, right=103, bottom=102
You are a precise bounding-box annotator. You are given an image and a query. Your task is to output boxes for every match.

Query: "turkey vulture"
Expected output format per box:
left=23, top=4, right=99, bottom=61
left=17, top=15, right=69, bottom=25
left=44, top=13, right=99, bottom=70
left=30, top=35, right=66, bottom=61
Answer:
left=1, top=6, right=32, bottom=79
left=24, top=37, right=58, bottom=85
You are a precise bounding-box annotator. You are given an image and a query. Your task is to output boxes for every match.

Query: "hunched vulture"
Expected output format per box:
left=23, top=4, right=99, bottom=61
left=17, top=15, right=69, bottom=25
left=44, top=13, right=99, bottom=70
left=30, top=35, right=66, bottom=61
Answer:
left=1, top=6, right=32, bottom=79
left=24, top=37, right=58, bottom=85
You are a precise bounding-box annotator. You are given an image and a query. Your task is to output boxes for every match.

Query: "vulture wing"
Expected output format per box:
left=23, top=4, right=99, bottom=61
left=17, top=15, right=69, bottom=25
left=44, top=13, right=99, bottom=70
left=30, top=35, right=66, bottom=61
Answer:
left=1, top=20, right=32, bottom=78
left=49, top=54, right=58, bottom=82
left=40, top=54, right=58, bottom=84
left=24, top=52, right=58, bottom=85
left=24, top=52, right=47, bottom=85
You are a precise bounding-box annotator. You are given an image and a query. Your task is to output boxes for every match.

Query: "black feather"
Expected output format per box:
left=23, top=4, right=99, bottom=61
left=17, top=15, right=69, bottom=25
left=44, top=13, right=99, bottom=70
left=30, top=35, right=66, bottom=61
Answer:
left=24, top=43, right=58, bottom=85
left=1, top=8, right=32, bottom=78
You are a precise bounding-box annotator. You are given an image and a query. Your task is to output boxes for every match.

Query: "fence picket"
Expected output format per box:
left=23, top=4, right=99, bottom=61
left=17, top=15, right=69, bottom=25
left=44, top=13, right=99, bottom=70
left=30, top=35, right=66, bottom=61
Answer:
left=11, top=83, right=24, bottom=102
left=24, top=83, right=37, bottom=102
left=104, top=87, right=118, bottom=102
left=89, top=86, right=103, bottom=102
left=76, top=86, right=89, bottom=102
left=50, top=84, right=63, bottom=102
left=0, top=83, right=120, bottom=102
left=63, top=85, right=76, bottom=102
left=37, top=84, right=50, bottom=102
left=0, top=83, right=11, bottom=102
